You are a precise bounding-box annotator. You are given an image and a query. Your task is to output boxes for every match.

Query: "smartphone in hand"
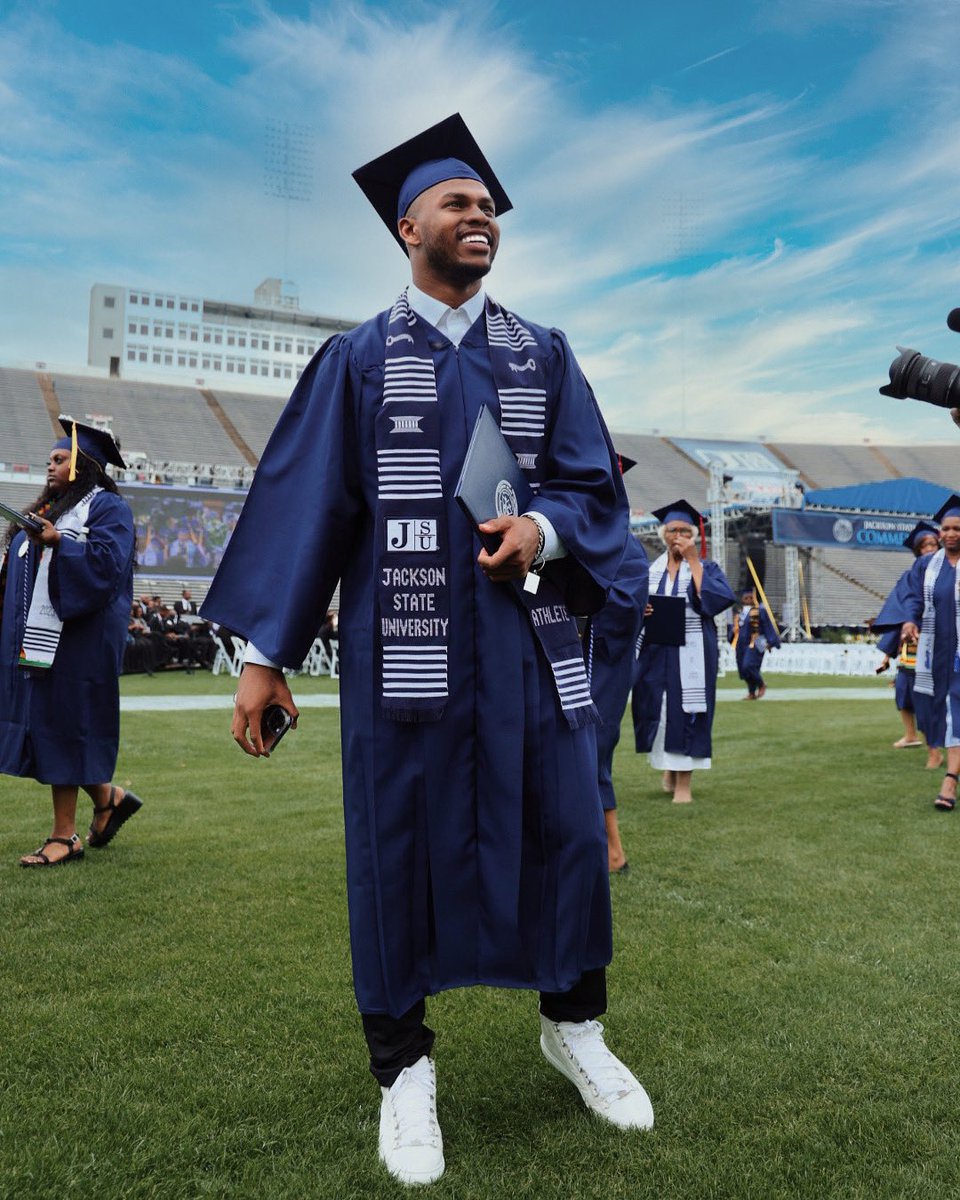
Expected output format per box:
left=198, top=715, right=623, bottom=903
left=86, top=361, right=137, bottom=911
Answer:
left=260, top=703, right=293, bottom=752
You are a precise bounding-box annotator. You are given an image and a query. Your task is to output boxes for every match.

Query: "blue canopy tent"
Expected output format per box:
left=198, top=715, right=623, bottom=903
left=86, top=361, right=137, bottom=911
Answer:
left=770, top=476, right=953, bottom=639
left=802, top=477, right=953, bottom=516
left=773, top=477, right=954, bottom=551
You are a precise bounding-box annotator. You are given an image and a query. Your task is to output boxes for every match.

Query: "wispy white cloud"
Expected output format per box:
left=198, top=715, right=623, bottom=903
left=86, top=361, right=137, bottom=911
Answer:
left=1, top=1, right=960, bottom=446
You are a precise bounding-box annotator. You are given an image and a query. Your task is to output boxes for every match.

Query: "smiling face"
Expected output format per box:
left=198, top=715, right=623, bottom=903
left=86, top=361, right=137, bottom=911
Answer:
left=47, top=447, right=72, bottom=494
left=914, top=533, right=940, bottom=557
left=399, top=177, right=500, bottom=298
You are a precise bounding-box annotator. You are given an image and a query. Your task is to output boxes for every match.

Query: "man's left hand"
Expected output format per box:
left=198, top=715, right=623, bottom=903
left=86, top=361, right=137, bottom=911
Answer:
left=477, top=516, right=540, bottom=582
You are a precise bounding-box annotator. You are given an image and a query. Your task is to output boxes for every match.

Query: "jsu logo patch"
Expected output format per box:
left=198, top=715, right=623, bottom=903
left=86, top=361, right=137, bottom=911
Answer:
left=387, top=519, right=439, bottom=553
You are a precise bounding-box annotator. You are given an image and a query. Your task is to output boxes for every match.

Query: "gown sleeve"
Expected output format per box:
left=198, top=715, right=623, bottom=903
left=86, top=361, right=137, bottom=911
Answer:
left=872, top=560, right=925, bottom=631
left=760, top=607, right=781, bottom=649
left=689, top=559, right=737, bottom=619
left=48, top=491, right=134, bottom=621
left=528, top=332, right=630, bottom=614
left=200, top=337, right=365, bottom=668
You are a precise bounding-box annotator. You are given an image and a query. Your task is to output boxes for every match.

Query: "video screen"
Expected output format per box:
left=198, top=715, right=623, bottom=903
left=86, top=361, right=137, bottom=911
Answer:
left=126, top=483, right=247, bottom=579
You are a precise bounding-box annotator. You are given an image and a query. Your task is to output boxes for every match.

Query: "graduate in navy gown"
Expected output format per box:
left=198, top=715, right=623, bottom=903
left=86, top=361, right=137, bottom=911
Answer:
left=201, top=115, right=653, bottom=1185
left=0, top=419, right=143, bottom=867
left=875, top=521, right=942, bottom=768
left=587, top=456, right=647, bottom=873
left=874, top=499, right=960, bottom=809
left=728, top=587, right=781, bottom=699
left=632, top=500, right=735, bottom=806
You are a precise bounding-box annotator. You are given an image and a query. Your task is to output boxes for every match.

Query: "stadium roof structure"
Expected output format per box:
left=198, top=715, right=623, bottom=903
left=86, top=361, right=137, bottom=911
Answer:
left=803, top=477, right=953, bottom=516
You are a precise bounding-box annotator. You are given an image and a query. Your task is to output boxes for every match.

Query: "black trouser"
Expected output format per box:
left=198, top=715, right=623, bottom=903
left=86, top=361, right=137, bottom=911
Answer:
left=362, top=967, right=607, bottom=1088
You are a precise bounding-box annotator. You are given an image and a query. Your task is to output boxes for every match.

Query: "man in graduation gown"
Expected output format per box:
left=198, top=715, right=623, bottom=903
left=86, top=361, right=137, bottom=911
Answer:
left=728, top=587, right=781, bottom=700
left=201, top=115, right=653, bottom=1185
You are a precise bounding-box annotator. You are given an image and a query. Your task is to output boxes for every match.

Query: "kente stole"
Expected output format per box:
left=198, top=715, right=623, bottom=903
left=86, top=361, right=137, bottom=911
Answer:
left=375, top=289, right=598, bottom=728
left=915, top=549, right=960, bottom=697
left=641, top=554, right=707, bottom=713
left=20, top=488, right=100, bottom=669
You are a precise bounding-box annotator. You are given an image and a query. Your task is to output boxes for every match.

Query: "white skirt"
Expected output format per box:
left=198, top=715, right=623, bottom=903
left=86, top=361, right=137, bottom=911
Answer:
left=649, top=696, right=711, bottom=771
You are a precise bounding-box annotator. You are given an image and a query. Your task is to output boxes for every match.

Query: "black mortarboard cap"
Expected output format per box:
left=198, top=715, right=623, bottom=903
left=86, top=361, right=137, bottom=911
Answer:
left=352, top=113, right=512, bottom=250
left=902, top=520, right=940, bottom=550
left=933, top=494, right=960, bottom=524
left=650, top=498, right=702, bottom=526
left=616, top=453, right=637, bottom=476
left=55, top=415, right=126, bottom=471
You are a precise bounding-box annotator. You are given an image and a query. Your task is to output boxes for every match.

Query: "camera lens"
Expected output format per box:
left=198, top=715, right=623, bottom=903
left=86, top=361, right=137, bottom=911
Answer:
left=880, top=345, right=960, bottom=408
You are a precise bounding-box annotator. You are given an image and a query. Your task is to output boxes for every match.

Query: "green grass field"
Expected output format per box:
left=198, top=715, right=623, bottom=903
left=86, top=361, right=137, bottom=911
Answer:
left=2, top=676, right=958, bottom=1199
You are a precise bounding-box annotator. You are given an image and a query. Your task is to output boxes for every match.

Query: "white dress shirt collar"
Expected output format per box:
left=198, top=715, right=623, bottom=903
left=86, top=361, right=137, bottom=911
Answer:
left=406, top=283, right=486, bottom=347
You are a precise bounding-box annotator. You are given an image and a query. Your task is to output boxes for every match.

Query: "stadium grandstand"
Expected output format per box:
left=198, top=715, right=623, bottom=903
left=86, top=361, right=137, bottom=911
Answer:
left=1, top=364, right=955, bottom=627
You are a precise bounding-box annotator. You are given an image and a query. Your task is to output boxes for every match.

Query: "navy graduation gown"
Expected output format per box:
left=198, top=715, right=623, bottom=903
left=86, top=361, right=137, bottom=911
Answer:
left=201, top=306, right=630, bottom=1018
left=874, top=553, right=960, bottom=747
left=632, top=560, right=735, bottom=759
left=0, top=491, right=135, bottom=785
left=729, top=604, right=781, bottom=680
left=590, top=536, right=648, bottom=811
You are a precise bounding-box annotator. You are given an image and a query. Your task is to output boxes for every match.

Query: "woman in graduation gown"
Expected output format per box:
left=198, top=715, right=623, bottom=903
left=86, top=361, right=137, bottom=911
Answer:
left=874, top=521, right=942, bottom=768
left=873, top=498, right=960, bottom=810
left=632, top=500, right=735, bottom=805
left=0, top=420, right=143, bottom=865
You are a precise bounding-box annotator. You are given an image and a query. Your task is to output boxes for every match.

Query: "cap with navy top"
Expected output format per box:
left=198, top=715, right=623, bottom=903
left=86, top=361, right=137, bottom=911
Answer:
left=54, top=415, right=126, bottom=476
left=651, top=499, right=702, bottom=527
left=902, top=520, right=940, bottom=550
left=352, top=113, right=512, bottom=250
left=933, top=494, right=960, bottom=524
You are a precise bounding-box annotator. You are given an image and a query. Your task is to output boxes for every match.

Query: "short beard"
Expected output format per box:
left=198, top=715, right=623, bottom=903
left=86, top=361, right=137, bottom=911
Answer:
left=422, top=242, right=492, bottom=289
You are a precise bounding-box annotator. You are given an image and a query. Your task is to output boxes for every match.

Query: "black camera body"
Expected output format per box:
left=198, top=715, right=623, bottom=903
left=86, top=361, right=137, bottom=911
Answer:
left=880, top=310, right=960, bottom=409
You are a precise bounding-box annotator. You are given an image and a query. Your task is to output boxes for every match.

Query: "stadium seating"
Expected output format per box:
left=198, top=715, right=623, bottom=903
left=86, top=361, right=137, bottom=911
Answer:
left=0, top=369, right=57, bottom=468
left=4, top=366, right=955, bottom=630
left=210, top=390, right=287, bottom=459
left=52, top=374, right=247, bottom=467
left=769, top=443, right=887, bottom=489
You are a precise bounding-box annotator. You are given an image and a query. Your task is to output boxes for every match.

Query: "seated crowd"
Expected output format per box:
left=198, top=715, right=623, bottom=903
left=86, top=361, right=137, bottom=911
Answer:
left=124, top=588, right=215, bottom=674
left=123, top=590, right=339, bottom=676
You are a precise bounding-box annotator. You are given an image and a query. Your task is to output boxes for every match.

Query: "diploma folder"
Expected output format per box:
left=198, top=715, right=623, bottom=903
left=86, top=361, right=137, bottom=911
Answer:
left=454, top=405, right=534, bottom=553
left=0, top=500, right=42, bottom=534
left=645, top=594, right=686, bottom=646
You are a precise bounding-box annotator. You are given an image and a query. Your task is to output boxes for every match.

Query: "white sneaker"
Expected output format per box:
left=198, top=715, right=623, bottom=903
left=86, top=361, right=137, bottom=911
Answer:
left=378, top=1055, right=445, bottom=1186
left=539, top=1014, right=654, bottom=1130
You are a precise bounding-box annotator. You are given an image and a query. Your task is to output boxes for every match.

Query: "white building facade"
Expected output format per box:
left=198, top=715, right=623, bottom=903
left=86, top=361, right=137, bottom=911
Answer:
left=88, top=280, right=357, bottom=392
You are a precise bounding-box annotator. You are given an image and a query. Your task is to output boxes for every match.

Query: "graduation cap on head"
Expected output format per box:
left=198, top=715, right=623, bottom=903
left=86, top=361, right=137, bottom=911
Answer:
left=615, top=453, right=637, bottom=476
left=352, top=113, right=512, bottom=251
left=651, top=498, right=708, bottom=559
left=651, top=498, right=702, bottom=527
left=55, top=415, right=126, bottom=480
left=933, top=494, right=960, bottom=524
left=903, top=520, right=940, bottom=550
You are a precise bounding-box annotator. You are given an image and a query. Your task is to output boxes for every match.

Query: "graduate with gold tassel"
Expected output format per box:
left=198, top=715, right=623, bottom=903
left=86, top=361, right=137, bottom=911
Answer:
left=728, top=577, right=781, bottom=700
left=0, top=417, right=144, bottom=865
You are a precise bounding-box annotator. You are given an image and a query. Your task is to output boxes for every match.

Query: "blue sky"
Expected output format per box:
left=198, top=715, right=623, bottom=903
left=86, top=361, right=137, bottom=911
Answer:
left=3, top=0, right=960, bottom=443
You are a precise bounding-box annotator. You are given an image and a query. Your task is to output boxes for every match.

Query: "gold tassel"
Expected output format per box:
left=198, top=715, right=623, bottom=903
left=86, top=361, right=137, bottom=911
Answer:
left=68, top=421, right=78, bottom=481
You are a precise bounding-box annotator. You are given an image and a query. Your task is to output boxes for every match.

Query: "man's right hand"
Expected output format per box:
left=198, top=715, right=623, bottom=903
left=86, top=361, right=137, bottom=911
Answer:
left=232, top=663, right=299, bottom=757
